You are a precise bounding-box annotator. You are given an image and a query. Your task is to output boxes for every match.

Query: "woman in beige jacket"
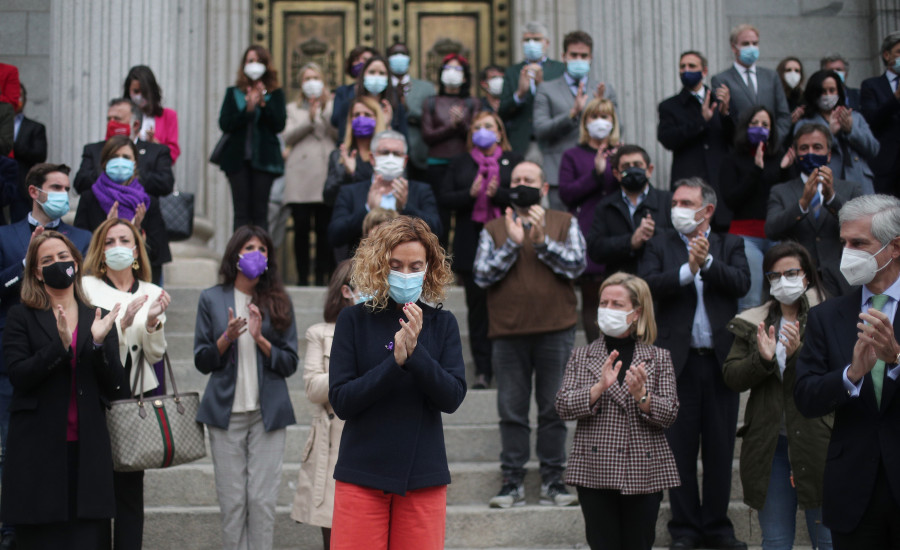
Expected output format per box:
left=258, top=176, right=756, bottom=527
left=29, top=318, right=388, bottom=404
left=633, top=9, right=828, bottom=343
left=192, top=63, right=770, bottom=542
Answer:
left=291, top=260, right=354, bottom=549
left=282, top=62, right=337, bottom=285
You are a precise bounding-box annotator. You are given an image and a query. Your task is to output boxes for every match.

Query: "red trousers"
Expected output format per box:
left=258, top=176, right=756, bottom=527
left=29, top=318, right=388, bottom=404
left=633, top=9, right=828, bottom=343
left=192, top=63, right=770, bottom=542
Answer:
left=331, top=480, right=447, bottom=550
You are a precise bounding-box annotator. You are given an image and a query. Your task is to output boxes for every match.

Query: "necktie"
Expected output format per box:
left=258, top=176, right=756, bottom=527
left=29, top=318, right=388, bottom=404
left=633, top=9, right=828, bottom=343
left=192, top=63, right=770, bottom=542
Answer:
left=746, top=69, right=757, bottom=99
left=809, top=191, right=822, bottom=219
left=870, top=293, right=889, bottom=408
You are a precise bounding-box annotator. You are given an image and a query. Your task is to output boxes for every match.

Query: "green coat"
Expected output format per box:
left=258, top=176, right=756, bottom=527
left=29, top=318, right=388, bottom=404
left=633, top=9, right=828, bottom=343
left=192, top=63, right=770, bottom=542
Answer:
left=498, top=59, right=565, bottom=154
left=722, top=292, right=833, bottom=511
left=217, top=86, right=287, bottom=176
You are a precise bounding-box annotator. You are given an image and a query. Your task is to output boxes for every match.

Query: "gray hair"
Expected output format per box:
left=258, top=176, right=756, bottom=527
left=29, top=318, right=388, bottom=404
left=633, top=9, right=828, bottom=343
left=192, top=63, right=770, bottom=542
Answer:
left=793, top=122, right=833, bottom=152
left=371, top=129, right=408, bottom=155
left=881, top=31, right=900, bottom=63
left=523, top=21, right=549, bottom=39
left=820, top=53, right=849, bottom=70
left=839, top=194, right=900, bottom=246
left=109, top=97, right=143, bottom=128
left=674, top=177, right=717, bottom=208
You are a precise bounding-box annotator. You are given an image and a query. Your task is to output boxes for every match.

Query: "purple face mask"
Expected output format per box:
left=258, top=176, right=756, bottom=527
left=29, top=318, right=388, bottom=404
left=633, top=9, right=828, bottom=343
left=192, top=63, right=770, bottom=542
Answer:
left=350, top=61, right=366, bottom=78
left=351, top=115, right=377, bottom=137
left=472, top=127, right=498, bottom=149
left=747, top=126, right=770, bottom=145
left=238, top=250, right=268, bottom=279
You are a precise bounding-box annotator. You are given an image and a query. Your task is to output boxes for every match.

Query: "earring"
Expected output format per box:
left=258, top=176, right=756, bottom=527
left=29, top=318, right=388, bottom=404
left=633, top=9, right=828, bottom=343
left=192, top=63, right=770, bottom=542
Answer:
left=100, top=262, right=106, bottom=274
left=132, top=259, right=140, bottom=270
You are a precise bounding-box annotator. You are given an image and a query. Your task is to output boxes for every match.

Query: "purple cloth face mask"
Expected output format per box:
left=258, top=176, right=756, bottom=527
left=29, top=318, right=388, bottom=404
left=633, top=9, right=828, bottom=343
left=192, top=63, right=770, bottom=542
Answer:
left=238, top=250, right=268, bottom=279
left=351, top=116, right=377, bottom=137
left=747, top=126, right=770, bottom=145
left=472, top=127, right=498, bottom=149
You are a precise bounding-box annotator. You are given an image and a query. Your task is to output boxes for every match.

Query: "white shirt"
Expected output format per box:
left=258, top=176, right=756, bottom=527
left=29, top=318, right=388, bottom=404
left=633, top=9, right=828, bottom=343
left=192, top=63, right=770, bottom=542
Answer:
left=886, top=70, right=900, bottom=94
left=139, top=116, right=156, bottom=142
left=232, top=289, right=260, bottom=413
left=797, top=172, right=837, bottom=214
left=841, top=273, right=900, bottom=396
left=734, top=61, right=757, bottom=92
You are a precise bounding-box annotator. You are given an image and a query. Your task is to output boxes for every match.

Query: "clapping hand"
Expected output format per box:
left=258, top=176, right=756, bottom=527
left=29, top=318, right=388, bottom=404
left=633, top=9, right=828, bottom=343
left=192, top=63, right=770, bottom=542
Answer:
left=504, top=207, right=526, bottom=245
left=120, top=295, right=150, bottom=331
left=590, top=350, right=622, bottom=404
left=392, top=177, right=409, bottom=210
left=225, top=307, right=248, bottom=342
left=757, top=321, right=777, bottom=362
left=780, top=320, right=801, bottom=358
left=132, top=202, right=147, bottom=228
left=687, top=235, right=710, bottom=274
left=630, top=213, right=655, bottom=250
left=248, top=304, right=263, bottom=341
left=525, top=205, right=546, bottom=244
left=624, top=362, right=649, bottom=402
left=146, top=290, right=171, bottom=331
left=715, top=84, right=730, bottom=115
left=754, top=142, right=765, bottom=169
left=56, top=304, right=73, bottom=349
left=91, top=304, right=122, bottom=345
left=394, top=302, right=423, bottom=366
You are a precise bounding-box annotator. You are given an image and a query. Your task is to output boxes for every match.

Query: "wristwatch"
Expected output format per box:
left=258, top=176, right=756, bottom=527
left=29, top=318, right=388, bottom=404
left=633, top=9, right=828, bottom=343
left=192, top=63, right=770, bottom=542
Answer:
left=638, top=390, right=649, bottom=404
left=894, top=350, right=900, bottom=366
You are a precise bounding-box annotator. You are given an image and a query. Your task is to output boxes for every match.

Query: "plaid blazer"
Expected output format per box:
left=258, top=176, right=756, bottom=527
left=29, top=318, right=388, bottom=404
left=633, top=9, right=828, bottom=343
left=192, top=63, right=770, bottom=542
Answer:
left=556, top=338, right=680, bottom=494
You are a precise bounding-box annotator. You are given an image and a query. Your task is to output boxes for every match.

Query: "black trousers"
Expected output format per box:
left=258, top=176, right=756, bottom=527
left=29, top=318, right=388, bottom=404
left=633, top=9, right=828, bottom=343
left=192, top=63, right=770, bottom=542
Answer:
left=666, top=350, right=740, bottom=542
left=226, top=164, right=276, bottom=231
left=425, top=164, right=452, bottom=248
left=460, top=272, right=492, bottom=380
left=113, top=470, right=145, bottom=550
left=291, top=203, right=334, bottom=286
left=576, top=486, right=662, bottom=550
left=832, top=461, right=900, bottom=549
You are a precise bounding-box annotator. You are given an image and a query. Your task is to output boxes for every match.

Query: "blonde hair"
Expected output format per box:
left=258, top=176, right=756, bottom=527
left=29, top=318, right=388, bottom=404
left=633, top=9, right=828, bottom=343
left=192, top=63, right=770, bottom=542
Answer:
left=342, top=95, right=387, bottom=151
left=84, top=218, right=152, bottom=282
left=578, top=98, right=620, bottom=146
left=351, top=216, right=454, bottom=311
left=296, top=62, right=330, bottom=105
left=466, top=111, right=512, bottom=152
left=730, top=23, right=760, bottom=45
left=363, top=207, right=399, bottom=237
left=21, top=231, right=90, bottom=310
left=598, top=272, right=657, bottom=345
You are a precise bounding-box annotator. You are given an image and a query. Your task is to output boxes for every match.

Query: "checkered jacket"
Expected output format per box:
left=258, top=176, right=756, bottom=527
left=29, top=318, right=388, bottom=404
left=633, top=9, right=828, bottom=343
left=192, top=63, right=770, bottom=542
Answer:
left=556, top=338, right=681, bottom=494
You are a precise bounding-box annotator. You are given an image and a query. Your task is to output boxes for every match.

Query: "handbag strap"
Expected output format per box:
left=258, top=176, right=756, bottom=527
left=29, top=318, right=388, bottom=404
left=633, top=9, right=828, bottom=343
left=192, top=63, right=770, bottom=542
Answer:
left=131, top=349, right=185, bottom=415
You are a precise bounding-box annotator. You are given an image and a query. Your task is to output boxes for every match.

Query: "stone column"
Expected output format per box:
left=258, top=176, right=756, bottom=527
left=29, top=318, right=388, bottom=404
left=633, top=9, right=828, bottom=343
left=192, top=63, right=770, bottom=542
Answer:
left=874, top=0, right=900, bottom=52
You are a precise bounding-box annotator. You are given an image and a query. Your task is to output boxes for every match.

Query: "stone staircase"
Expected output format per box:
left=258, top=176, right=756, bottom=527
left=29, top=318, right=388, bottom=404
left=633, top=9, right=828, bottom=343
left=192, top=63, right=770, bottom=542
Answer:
left=143, top=286, right=815, bottom=550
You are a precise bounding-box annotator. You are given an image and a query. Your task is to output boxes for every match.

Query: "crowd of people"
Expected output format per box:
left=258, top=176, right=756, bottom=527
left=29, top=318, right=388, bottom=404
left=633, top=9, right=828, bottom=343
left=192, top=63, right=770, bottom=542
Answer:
left=1, top=18, right=900, bottom=550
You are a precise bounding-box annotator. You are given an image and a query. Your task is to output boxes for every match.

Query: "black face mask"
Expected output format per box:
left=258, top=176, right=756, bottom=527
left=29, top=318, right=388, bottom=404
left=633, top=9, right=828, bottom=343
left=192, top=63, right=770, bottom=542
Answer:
left=41, top=261, right=77, bottom=290
left=509, top=186, right=542, bottom=208
left=620, top=166, right=649, bottom=193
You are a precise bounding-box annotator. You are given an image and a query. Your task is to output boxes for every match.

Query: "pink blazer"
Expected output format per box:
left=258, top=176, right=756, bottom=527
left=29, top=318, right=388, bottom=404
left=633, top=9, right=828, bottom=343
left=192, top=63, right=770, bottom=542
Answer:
left=152, top=107, right=180, bottom=163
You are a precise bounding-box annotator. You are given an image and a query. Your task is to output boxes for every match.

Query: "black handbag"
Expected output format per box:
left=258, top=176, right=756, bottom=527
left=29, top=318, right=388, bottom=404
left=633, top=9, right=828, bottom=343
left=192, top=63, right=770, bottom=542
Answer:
left=160, top=188, right=194, bottom=241
left=209, top=132, right=230, bottom=166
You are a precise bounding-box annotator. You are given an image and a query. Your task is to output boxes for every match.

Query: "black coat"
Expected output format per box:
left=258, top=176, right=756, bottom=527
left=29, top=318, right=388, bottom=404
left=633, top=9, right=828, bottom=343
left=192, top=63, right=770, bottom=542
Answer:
left=438, top=150, right=521, bottom=272
left=74, top=140, right=174, bottom=198
left=860, top=74, right=900, bottom=195
left=11, top=116, right=47, bottom=221
left=719, top=151, right=788, bottom=222
left=1, top=302, right=123, bottom=524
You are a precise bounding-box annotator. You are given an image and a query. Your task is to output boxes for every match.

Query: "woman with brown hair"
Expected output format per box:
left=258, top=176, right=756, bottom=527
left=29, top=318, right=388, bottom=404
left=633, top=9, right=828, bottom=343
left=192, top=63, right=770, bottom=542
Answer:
left=323, top=96, right=387, bottom=207
left=1, top=231, right=122, bottom=549
left=216, top=45, right=287, bottom=231
left=291, top=259, right=355, bottom=549
left=328, top=216, right=466, bottom=550
left=193, top=225, right=298, bottom=550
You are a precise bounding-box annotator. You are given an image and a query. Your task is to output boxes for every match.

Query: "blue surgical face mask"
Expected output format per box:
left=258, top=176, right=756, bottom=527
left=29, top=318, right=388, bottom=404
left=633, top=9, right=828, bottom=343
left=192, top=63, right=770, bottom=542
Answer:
left=388, top=54, right=410, bottom=75
left=363, top=74, right=388, bottom=94
left=893, top=57, right=900, bottom=74
left=106, top=158, right=135, bottom=183
left=388, top=269, right=426, bottom=304
left=37, top=188, right=70, bottom=219
left=104, top=246, right=136, bottom=271
left=566, top=59, right=590, bottom=80
left=739, top=45, right=759, bottom=66
left=523, top=39, right=544, bottom=62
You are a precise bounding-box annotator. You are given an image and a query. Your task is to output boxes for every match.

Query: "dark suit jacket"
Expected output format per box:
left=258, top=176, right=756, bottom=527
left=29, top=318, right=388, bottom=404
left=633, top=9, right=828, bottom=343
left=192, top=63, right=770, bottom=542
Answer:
left=845, top=86, right=861, bottom=111
left=587, top=186, right=672, bottom=276
left=860, top=73, right=900, bottom=195
left=794, top=288, right=900, bottom=533
left=74, top=140, right=174, bottom=198
left=11, top=116, right=47, bottom=222
left=765, top=176, right=863, bottom=297
left=657, top=87, right=734, bottom=231
left=1, top=301, right=123, bottom=524
left=193, top=285, right=297, bottom=431
left=638, top=229, right=750, bottom=377
left=498, top=59, right=566, bottom=154
left=328, top=178, right=442, bottom=250
left=0, top=219, right=92, bottom=374
left=711, top=65, right=791, bottom=147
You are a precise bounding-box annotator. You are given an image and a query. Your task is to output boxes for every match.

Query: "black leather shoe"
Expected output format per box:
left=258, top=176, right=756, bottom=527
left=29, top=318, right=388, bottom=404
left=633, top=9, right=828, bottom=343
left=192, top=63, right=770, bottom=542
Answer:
left=670, top=537, right=698, bottom=550
left=703, top=535, right=747, bottom=550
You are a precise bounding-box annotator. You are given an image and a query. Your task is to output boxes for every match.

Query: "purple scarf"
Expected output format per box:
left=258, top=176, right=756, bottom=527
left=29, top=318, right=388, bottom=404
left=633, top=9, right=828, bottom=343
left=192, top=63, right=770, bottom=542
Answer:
left=470, top=145, right=503, bottom=224
left=92, top=172, right=151, bottom=223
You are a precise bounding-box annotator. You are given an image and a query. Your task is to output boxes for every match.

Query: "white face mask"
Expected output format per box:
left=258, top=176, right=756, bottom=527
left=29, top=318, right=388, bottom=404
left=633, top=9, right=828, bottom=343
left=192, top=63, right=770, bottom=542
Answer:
left=441, top=69, right=465, bottom=87
left=487, top=76, right=504, bottom=97
left=587, top=118, right=613, bottom=140
left=817, top=94, right=839, bottom=111
left=840, top=243, right=892, bottom=287
left=671, top=206, right=704, bottom=235
left=301, top=79, right=324, bottom=98
left=783, top=71, right=801, bottom=89
left=769, top=276, right=807, bottom=305
left=244, top=61, right=266, bottom=81
left=374, top=154, right=405, bottom=181
left=597, top=308, right=634, bottom=338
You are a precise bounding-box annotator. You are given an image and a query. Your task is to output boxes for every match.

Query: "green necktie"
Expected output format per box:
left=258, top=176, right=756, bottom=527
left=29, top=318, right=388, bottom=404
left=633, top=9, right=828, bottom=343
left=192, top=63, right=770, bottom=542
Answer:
left=870, top=293, right=889, bottom=408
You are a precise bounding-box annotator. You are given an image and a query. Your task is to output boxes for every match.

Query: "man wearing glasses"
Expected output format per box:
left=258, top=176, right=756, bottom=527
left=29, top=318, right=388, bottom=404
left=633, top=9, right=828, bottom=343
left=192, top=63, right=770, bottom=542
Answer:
left=765, top=123, right=864, bottom=297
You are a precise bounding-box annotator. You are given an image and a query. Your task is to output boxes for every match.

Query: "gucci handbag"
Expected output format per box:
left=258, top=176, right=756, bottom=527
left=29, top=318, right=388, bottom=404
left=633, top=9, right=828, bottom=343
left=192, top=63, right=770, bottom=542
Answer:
left=106, top=352, right=206, bottom=472
left=159, top=186, right=195, bottom=242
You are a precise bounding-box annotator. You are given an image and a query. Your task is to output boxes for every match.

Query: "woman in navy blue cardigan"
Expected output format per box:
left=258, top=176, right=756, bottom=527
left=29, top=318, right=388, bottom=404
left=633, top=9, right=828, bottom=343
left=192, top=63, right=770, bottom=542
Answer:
left=328, top=215, right=466, bottom=550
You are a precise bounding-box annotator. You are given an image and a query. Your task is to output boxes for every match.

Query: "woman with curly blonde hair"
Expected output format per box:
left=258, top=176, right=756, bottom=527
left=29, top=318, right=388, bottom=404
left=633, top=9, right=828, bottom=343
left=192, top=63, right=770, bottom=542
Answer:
left=328, top=215, right=465, bottom=550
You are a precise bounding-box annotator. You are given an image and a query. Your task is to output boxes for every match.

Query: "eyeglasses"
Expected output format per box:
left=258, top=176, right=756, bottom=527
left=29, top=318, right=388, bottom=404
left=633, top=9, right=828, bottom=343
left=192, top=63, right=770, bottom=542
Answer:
left=764, top=268, right=804, bottom=282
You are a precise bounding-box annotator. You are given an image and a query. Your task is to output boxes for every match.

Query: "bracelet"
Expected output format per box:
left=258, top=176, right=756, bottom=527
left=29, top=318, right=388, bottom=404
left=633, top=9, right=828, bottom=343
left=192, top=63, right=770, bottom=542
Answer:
left=223, top=331, right=234, bottom=344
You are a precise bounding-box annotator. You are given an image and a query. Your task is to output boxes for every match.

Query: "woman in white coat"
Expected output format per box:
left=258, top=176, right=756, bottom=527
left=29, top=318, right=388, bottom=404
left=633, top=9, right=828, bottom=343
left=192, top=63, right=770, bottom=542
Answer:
left=291, top=259, right=354, bottom=549
left=81, top=217, right=171, bottom=550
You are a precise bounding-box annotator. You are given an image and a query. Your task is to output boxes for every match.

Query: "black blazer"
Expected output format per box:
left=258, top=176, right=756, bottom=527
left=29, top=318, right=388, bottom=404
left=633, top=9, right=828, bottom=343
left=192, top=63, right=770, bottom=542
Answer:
left=657, top=87, right=734, bottom=232
left=638, top=229, right=750, bottom=377
left=586, top=186, right=672, bottom=276
left=794, top=288, right=900, bottom=533
left=1, top=302, right=123, bottom=524
left=860, top=74, right=900, bottom=195
left=438, top=151, right=521, bottom=272
left=74, top=140, right=175, bottom=198
left=12, top=116, right=47, bottom=221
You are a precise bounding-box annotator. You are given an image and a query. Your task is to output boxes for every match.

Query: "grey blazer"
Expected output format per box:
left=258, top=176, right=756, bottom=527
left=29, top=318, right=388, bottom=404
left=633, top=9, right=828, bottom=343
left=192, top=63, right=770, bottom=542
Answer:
left=533, top=76, right=617, bottom=186
left=793, top=112, right=879, bottom=195
left=711, top=65, right=791, bottom=145
left=405, top=78, right=437, bottom=172
left=193, top=285, right=298, bottom=431
left=765, top=177, right=864, bottom=297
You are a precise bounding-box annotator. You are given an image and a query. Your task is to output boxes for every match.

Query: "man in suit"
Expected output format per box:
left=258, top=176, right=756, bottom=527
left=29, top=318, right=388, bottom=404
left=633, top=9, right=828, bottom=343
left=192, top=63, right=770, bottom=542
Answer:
left=386, top=42, right=436, bottom=183
left=587, top=144, right=672, bottom=275
left=860, top=31, right=900, bottom=196
left=533, top=30, right=617, bottom=211
left=11, top=83, right=48, bottom=223
left=328, top=129, right=441, bottom=255
left=658, top=50, right=734, bottom=232
left=711, top=24, right=791, bottom=148
left=821, top=54, right=861, bottom=110
left=0, top=162, right=91, bottom=550
left=73, top=98, right=174, bottom=198
left=638, top=177, right=750, bottom=550
left=766, top=123, right=864, bottom=297
left=498, top=21, right=566, bottom=159
left=794, top=194, right=900, bottom=548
